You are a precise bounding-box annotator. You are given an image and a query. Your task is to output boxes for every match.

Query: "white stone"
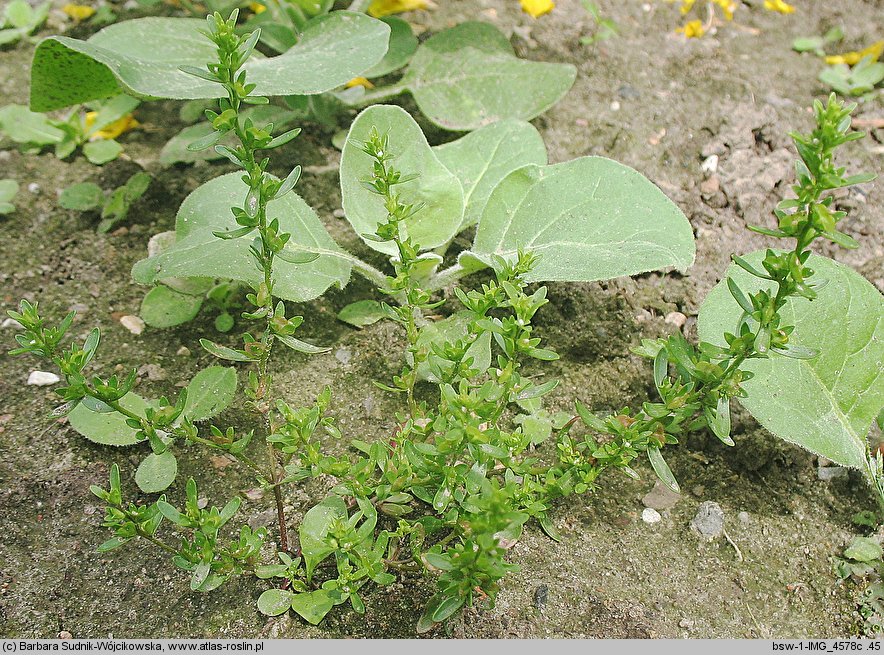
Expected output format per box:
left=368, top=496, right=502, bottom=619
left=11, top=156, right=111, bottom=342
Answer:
left=701, top=154, right=719, bottom=174
left=119, top=315, right=145, bottom=335
left=28, top=370, right=60, bottom=386
left=641, top=507, right=662, bottom=524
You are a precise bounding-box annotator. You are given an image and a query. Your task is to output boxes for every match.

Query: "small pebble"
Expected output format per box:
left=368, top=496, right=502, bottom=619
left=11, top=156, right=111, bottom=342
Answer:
left=701, top=154, right=719, bottom=173
left=176, top=346, right=191, bottom=357
left=664, top=311, right=687, bottom=329
left=335, top=347, right=352, bottom=365
left=641, top=507, right=662, bottom=524
left=332, top=208, right=346, bottom=218
left=817, top=466, right=847, bottom=481
left=1, top=317, right=22, bottom=329
left=610, top=100, right=621, bottom=111
left=58, top=631, right=72, bottom=640
left=738, top=511, right=750, bottom=524
left=28, top=371, right=60, bottom=386
left=643, top=480, right=682, bottom=510
left=691, top=501, right=725, bottom=537
left=138, top=364, right=167, bottom=381
left=28, top=182, right=40, bottom=194
left=119, top=315, right=145, bottom=335
left=533, top=584, right=549, bottom=611
left=679, top=618, right=694, bottom=629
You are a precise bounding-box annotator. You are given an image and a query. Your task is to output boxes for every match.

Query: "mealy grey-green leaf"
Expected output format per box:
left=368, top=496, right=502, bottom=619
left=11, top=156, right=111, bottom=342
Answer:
left=340, top=105, right=464, bottom=256
left=697, top=251, right=883, bottom=470
left=132, top=173, right=351, bottom=302
left=396, top=22, right=576, bottom=131
left=183, top=366, right=237, bottom=422
left=30, top=12, right=390, bottom=112
left=433, top=119, right=547, bottom=231
left=468, top=156, right=695, bottom=283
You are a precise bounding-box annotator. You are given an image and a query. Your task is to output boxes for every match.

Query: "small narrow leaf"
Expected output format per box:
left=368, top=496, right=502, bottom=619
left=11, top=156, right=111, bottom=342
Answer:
left=647, top=446, right=680, bottom=494
left=199, top=338, right=257, bottom=362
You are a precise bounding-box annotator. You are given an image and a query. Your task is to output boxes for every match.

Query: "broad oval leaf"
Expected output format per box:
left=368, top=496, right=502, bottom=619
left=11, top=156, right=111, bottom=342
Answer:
left=397, top=22, right=576, bottom=130
left=183, top=366, right=237, bottom=422
left=337, top=299, right=386, bottom=328
left=140, top=285, right=203, bottom=328
left=340, top=105, right=464, bottom=255
left=132, top=173, right=351, bottom=302
left=30, top=12, right=391, bottom=112
left=257, top=589, right=293, bottom=617
left=697, top=251, right=884, bottom=469
left=289, top=589, right=336, bottom=625
left=135, top=451, right=178, bottom=493
left=468, top=157, right=696, bottom=283
left=433, top=119, right=547, bottom=231
left=68, top=392, right=152, bottom=446
left=299, top=495, right=348, bottom=581
left=363, top=17, right=417, bottom=78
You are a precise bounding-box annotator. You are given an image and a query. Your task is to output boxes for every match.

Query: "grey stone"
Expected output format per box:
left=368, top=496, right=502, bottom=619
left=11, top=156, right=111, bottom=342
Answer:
left=691, top=501, right=725, bottom=537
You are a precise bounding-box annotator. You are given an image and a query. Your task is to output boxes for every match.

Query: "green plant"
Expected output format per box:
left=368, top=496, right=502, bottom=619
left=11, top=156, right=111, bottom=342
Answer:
left=60, top=172, right=151, bottom=232
left=0, top=0, right=49, bottom=46
left=835, top=536, right=884, bottom=637
left=0, top=95, right=140, bottom=164
left=579, top=0, right=617, bottom=46
left=819, top=56, right=884, bottom=97
left=697, top=94, right=883, bottom=511
left=792, top=26, right=844, bottom=57
left=13, top=7, right=882, bottom=637
left=29, top=13, right=576, bottom=132
left=0, top=178, right=18, bottom=215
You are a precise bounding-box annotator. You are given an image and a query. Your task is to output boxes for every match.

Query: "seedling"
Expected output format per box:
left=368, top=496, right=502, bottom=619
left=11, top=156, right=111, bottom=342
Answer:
left=0, top=178, right=18, bottom=215
left=60, top=172, right=151, bottom=232
left=819, top=56, right=884, bottom=97
left=0, top=95, right=140, bottom=164
left=0, top=0, right=49, bottom=46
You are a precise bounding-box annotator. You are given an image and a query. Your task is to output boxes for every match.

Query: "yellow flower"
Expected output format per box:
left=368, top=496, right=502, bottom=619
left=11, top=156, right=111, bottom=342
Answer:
left=62, top=4, right=96, bottom=20
left=345, top=77, right=375, bottom=89
left=678, top=0, right=696, bottom=15
left=248, top=2, right=266, bottom=13
left=520, top=0, right=554, bottom=18
left=763, top=0, right=795, bottom=14
left=85, top=112, right=140, bottom=141
left=713, top=0, right=736, bottom=20
left=825, top=41, right=884, bottom=66
left=676, top=19, right=705, bottom=38
left=367, top=0, right=427, bottom=18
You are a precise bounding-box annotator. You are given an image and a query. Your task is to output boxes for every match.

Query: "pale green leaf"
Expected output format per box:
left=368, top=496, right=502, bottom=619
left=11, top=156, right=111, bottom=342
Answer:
left=469, top=156, right=695, bottom=283
left=337, top=299, right=386, bottom=328
left=397, top=22, right=576, bottom=130
left=845, top=536, right=883, bottom=563
left=363, top=17, right=417, bottom=78
left=433, top=119, right=547, bottom=230
left=289, top=589, right=335, bottom=625
left=340, top=105, right=464, bottom=255
left=59, top=183, right=104, bottom=211
left=83, top=139, right=122, bottom=165
left=299, top=495, right=347, bottom=581
left=0, top=104, right=64, bottom=145
left=0, top=179, right=19, bottom=203
left=698, top=251, right=884, bottom=469
left=135, top=451, right=178, bottom=493
left=183, top=366, right=237, bottom=422
left=68, top=392, right=152, bottom=446
left=132, top=173, right=351, bottom=302
left=140, top=285, right=204, bottom=328
left=257, top=589, right=293, bottom=616
left=30, top=12, right=391, bottom=112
